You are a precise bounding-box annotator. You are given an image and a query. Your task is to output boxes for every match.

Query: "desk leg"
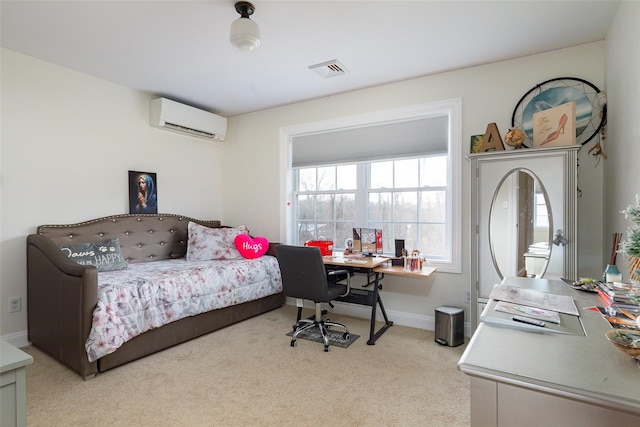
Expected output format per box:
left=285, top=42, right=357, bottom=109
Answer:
left=366, top=272, right=394, bottom=345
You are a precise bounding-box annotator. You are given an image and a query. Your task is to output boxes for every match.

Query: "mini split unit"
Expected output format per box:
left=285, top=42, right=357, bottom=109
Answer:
left=150, top=97, right=227, bottom=142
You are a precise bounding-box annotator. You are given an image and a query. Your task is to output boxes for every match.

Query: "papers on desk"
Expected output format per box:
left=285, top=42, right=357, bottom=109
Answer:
left=488, top=284, right=579, bottom=316
left=480, top=284, right=584, bottom=335
left=494, top=301, right=561, bottom=324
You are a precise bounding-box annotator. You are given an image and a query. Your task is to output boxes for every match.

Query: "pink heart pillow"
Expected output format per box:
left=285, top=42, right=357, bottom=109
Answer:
left=234, top=234, right=269, bottom=259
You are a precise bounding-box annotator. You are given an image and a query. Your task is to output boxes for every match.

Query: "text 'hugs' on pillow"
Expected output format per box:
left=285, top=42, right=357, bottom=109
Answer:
left=186, top=222, right=249, bottom=261
left=57, top=237, right=128, bottom=272
left=234, top=234, right=269, bottom=259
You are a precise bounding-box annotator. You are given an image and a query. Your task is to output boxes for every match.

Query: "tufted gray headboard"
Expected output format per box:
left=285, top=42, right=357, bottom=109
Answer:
left=36, top=213, right=221, bottom=264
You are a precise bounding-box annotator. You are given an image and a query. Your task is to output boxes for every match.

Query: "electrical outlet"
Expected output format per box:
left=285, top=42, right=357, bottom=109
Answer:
left=9, top=297, right=22, bottom=313
left=464, top=291, right=470, bottom=305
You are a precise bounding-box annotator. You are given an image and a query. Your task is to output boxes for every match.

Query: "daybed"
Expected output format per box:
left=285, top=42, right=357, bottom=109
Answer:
left=26, top=213, right=284, bottom=379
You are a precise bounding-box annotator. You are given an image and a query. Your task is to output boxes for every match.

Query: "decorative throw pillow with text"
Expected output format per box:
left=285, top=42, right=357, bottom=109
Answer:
left=58, top=237, right=128, bottom=272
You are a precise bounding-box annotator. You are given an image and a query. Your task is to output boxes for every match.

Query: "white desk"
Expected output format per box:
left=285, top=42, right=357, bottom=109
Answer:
left=458, top=277, right=640, bottom=426
left=1, top=341, right=33, bottom=427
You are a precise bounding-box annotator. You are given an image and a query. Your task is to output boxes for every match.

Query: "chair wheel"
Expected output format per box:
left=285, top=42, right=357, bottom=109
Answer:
left=343, top=333, right=350, bottom=340
left=290, top=340, right=297, bottom=347
left=324, top=345, right=330, bottom=352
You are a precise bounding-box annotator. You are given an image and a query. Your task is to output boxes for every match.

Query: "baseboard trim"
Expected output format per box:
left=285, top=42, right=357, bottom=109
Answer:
left=1, top=330, right=30, bottom=348
left=2, top=302, right=470, bottom=349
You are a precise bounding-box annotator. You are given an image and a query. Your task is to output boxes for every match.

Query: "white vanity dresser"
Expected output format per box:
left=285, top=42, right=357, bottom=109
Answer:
left=458, top=276, right=640, bottom=426
left=1, top=341, right=33, bottom=427
left=468, top=145, right=579, bottom=333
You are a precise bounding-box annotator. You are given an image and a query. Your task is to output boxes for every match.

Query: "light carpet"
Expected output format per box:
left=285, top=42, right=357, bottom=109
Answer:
left=22, top=305, right=470, bottom=426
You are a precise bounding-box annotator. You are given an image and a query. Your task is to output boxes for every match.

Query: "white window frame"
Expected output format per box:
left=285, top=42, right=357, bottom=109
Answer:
left=279, top=99, right=462, bottom=273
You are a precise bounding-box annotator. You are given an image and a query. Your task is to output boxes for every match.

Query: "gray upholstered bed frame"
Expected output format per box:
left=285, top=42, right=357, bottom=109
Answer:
left=26, top=213, right=284, bottom=379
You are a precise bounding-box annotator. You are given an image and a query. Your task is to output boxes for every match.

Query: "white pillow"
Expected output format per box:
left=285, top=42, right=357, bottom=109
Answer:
left=186, top=222, right=249, bottom=261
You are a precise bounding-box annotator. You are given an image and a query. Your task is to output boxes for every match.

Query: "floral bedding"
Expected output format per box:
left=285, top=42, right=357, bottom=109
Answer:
left=85, top=256, right=282, bottom=362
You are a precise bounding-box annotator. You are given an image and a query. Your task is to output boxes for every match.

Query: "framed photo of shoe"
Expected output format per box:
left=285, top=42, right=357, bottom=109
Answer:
left=511, top=77, right=606, bottom=148
left=532, top=101, right=576, bottom=148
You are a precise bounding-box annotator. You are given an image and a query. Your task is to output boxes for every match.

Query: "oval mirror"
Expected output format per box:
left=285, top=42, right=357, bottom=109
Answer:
left=489, top=168, right=552, bottom=280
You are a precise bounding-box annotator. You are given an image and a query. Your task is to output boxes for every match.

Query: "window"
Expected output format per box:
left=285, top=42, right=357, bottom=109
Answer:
left=534, top=191, right=549, bottom=228
left=295, top=164, right=357, bottom=245
left=294, top=155, right=448, bottom=260
left=281, top=99, right=461, bottom=273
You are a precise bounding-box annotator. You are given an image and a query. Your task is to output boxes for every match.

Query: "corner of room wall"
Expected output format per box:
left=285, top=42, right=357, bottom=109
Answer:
left=603, top=1, right=640, bottom=276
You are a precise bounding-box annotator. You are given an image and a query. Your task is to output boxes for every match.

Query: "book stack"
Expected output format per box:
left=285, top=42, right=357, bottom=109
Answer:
left=595, top=281, right=640, bottom=330
left=596, top=281, right=638, bottom=306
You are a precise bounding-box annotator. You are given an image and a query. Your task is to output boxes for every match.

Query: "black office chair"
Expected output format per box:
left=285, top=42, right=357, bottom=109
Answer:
left=275, top=244, right=351, bottom=352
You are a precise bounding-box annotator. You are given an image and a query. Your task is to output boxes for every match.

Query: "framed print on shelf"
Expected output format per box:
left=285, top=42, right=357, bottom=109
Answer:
left=470, top=134, right=484, bottom=153
left=129, top=171, right=158, bottom=214
left=511, top=77, right=606, bottom=148
left=532, top=101, right=576, bottom=148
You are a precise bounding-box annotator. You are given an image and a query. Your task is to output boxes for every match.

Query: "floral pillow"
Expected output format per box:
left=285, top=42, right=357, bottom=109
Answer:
left=186, top=222, right=249, bottom=261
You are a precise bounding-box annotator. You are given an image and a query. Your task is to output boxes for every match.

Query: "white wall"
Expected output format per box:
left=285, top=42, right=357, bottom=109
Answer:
left=0, top=49, right=225, bottom=340
left=604, top=1, right=640, bottom=276
left=223, top=43, right=606, bottom=331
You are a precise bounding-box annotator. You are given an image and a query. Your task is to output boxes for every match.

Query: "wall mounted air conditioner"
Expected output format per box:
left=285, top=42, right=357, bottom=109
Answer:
left=150, top=97, right=227, bottom=142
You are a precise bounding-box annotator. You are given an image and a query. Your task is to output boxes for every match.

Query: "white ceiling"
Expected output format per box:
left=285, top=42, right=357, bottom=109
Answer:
left=1, top=0, right=620, bottom=117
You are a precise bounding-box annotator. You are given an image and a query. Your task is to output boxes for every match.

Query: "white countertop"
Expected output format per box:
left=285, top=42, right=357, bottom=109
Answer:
left=458, top=276, right=640, bottom=414
left=0, top=341, right=33, bottom=373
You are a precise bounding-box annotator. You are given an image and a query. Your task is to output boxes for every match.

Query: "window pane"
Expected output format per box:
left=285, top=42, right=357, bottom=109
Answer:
left=316, top=222, right=333, bottom=241
left=370, top=161, right=393, bottom=189
left=298, top=222, right=316, bottom=245
left=298, top=168, right=316, bottom=191
left=369, top=192, right=392, bottom=222
left=420, top=155, right=447, bottom=187
left=317, top=166, right=335, bottom=191
left=394, top=159, right=419, bottom=188
left=336, top=194, right=355, bottom=220
left=336, top=221, right=355, bottom=249
left=419, top=223, right=446, bottom=257
left=394, top=192, right=418, bottom=222
left=316, top=194, right=334, bottom=220
left=419, top=190, right=446, bottom=222
left=337, top=164, right=357, bottom=190
left=394, top=223, right=417, bottom=251
left=297, top=195, right=315, bottom=220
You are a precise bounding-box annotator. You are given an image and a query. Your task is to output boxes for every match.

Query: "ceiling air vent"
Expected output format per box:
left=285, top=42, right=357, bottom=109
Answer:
left=308, top=59, right=349, bottom=78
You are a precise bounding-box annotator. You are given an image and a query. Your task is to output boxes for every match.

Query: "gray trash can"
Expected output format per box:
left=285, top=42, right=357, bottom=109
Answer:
left=435, top=306, right=464, bottom=347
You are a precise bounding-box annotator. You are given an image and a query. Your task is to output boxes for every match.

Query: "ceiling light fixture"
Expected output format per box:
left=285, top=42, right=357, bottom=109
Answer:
left=230, top=1, right=261, bottom=52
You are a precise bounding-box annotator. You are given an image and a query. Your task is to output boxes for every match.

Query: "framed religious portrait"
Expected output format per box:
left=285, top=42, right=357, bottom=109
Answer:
left=129, top=171, right=158, bottom=214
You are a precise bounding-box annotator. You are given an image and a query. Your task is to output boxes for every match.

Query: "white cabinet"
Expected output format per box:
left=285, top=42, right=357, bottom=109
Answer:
left=1, top=341, right=33, bottom=427
left=468, top=146, right=578, bottom=332
left=459, top=277, right=640, bottom=426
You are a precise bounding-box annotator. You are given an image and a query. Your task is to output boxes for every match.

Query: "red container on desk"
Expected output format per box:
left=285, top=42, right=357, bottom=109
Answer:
left=304, top=240, right=334, bottom=256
